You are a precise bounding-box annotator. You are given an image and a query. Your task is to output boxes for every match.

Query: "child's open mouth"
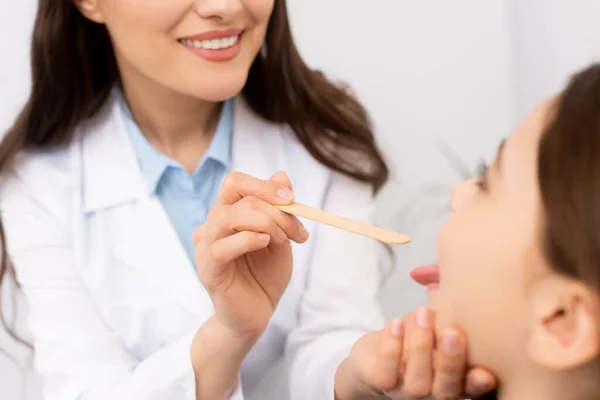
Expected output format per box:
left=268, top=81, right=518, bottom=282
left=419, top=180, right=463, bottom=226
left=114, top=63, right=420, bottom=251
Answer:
left=410, top=264, right=440, bottom=290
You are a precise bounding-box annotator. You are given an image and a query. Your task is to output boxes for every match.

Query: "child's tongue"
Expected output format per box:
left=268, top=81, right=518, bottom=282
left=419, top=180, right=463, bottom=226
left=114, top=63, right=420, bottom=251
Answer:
left=410, top=264, right=440, bottom=289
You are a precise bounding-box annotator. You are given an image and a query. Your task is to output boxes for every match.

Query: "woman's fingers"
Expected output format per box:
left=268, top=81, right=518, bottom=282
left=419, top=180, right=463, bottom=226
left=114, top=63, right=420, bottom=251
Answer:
left=234, top=196, right=308, bottom=243
left=193, top=170, right=299, bottom=247
left=215, top=171, right=295, bottom=207
left=192, top=224, right=205, bottom=247
left=204, top=196, right=309, bottom=245
left=373, top=319, right=405, bottom=391
left=208, top=231, right=271, bottom=265
left=196, top=170, right=301, bottom=248
left=402, top=307, right=435, bottom=398
left=432, top=328, right=467, bottom=399
left=270, top=170, right=293, bottom=190
left=465, top=366, right=498, bottom=398
left=196, top=231, right=271, bottom=285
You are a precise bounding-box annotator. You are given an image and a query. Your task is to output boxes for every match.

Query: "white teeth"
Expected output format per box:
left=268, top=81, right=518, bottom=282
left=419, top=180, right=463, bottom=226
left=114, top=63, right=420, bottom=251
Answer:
left=180, top=35, right=239, bottom=50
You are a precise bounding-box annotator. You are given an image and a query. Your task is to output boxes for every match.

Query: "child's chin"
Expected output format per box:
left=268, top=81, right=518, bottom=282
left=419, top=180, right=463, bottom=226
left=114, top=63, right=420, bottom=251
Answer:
left=425, top=292, right=439, bottom=308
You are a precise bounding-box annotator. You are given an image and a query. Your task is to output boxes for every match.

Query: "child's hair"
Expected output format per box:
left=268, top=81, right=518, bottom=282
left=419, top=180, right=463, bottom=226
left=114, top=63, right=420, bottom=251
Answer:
left=539, top=63, right=600, bottom=291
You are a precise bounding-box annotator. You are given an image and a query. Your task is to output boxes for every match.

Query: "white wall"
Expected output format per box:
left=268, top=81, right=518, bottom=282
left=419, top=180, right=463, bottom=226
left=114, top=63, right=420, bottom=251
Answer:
left=2, top=1, right=600, bottom=399
left=510, top=0, right=600, bottom=119
left=288, top=0, right=516, bottom=319
left=0, top=0, right=35, bottom=128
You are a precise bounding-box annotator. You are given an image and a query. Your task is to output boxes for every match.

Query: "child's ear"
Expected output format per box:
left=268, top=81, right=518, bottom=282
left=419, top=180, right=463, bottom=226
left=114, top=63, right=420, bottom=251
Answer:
left=527, top=275, right=599, bottom=370
left=73, top=0, right=105, bottom=23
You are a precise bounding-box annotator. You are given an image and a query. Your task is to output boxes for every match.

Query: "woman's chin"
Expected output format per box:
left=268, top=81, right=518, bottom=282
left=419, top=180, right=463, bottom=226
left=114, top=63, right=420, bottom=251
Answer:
left=182, top=78, right=248, bottom=103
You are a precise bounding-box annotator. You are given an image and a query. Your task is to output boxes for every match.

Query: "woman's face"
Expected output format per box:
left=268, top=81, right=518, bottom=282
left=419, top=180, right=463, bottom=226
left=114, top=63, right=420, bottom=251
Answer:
left=425, top=103, right=551, bottom=368
left=77, top=0, right=274, bottom=101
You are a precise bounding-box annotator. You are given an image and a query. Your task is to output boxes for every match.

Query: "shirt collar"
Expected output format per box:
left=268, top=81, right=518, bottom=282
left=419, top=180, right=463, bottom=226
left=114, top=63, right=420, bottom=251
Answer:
left=119, top=94, right=234, bottom=193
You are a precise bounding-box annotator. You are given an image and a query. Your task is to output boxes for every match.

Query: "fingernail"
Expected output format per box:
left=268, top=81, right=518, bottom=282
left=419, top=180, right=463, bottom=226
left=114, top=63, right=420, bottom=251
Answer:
left=257, top=233, right=271, bottom=242
left=416, top=307, right=431, bottom=328
left=442, top=330, right=460, bottom=355
left=390, top=318, right=404, bottom=337
left=276, top=227, right=287, bottom=242
left=277, top=187, right=294, bottom=201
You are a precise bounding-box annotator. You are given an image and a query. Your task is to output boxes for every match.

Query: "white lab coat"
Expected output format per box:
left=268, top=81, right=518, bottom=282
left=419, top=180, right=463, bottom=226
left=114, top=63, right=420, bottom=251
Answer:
left=0, top=93, right=385, bottom=400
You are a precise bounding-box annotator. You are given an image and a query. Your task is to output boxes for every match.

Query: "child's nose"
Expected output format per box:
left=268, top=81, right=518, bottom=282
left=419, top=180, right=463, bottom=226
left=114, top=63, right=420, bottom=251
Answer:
left=451, top=179, right=478, bottom=212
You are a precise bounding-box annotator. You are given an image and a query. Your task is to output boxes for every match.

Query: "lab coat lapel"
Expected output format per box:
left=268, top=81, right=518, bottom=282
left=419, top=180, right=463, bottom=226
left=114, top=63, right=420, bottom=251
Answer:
left=231, top=97, right=288, bottom=178
left=144, top=196, right=214, bottom=322
left=81, top=94, right=213, bottom=323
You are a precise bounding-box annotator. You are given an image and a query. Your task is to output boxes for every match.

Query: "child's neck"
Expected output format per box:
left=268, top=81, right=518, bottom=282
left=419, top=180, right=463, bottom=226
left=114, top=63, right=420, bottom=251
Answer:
left=498, top=370, right=597, bottom=400
left=499, top=384, right=562, bottom=400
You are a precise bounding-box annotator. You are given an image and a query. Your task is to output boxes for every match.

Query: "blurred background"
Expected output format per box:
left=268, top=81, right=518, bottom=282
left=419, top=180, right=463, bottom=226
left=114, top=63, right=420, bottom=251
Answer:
left=2, top=0, right=600, bottom=399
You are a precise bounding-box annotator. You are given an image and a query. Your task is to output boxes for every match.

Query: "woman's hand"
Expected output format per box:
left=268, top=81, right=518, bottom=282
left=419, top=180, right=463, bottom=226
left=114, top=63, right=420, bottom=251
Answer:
left=192, top=170, right=309, bottom=341
left=334, top=307, right=498, bottom=399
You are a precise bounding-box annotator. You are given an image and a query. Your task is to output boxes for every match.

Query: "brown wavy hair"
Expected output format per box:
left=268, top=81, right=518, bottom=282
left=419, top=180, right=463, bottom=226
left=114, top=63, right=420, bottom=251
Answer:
left=0, top=0, right=388, bottom=347
left=538, top=63, right=600, bottom=291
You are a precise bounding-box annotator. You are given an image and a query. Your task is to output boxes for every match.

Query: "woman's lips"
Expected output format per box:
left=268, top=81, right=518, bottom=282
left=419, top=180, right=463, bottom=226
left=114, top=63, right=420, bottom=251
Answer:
left=410, top=264, right=440, bottom=290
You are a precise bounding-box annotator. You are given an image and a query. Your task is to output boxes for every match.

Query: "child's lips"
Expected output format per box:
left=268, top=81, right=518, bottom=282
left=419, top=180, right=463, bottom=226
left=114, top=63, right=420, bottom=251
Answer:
left=410, top=264, right=440, bottom=290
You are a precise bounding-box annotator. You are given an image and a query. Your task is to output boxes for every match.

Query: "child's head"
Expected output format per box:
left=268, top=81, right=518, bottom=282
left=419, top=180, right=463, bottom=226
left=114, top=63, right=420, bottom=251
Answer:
left=430, top=64, right=600, bottom=397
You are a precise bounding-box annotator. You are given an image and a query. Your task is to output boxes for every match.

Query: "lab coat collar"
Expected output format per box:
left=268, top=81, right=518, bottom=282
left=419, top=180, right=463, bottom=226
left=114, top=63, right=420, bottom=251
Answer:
left=81, top=92, right=289, bottom=213
left=81, top=91, right=147, bottom=213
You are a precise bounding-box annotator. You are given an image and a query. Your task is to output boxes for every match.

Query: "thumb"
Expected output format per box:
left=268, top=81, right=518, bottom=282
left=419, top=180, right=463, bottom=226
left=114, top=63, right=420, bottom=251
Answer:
left=270, top=170, right=293, bottom=190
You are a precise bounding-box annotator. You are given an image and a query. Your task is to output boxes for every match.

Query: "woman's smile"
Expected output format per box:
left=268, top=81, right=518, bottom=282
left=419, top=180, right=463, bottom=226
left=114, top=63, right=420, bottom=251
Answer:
left=178, top=29, right=244, bottom=62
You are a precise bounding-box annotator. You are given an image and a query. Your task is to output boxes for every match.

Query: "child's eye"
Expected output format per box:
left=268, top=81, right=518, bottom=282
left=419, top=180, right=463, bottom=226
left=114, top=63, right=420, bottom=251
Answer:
left=475, top=161, right=489, bottom=191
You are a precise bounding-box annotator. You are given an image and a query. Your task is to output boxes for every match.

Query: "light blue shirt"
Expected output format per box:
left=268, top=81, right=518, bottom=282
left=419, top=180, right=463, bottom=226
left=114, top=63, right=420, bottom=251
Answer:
left=120, top=97, right=233, bottom=268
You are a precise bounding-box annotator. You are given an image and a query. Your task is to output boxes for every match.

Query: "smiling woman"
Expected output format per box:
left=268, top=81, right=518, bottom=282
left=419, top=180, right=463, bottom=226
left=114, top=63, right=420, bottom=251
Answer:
left=0, top=0, right=391, bottom=398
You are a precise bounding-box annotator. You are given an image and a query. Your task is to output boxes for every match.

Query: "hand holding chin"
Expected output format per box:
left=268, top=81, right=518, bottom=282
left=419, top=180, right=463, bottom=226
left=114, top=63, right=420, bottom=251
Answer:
left=335, top=307, right=498, bottom=400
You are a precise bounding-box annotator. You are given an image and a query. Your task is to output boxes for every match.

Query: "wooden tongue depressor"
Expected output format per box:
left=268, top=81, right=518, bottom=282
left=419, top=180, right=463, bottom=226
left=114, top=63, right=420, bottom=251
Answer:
left=276, top=202, right=411, bottom=245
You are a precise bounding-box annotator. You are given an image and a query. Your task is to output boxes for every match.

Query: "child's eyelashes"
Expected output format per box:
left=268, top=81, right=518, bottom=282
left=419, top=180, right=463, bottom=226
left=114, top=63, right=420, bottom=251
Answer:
left=475, top=161, right=489, bottom=191
left=476, top=161, right=489, bottom=176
